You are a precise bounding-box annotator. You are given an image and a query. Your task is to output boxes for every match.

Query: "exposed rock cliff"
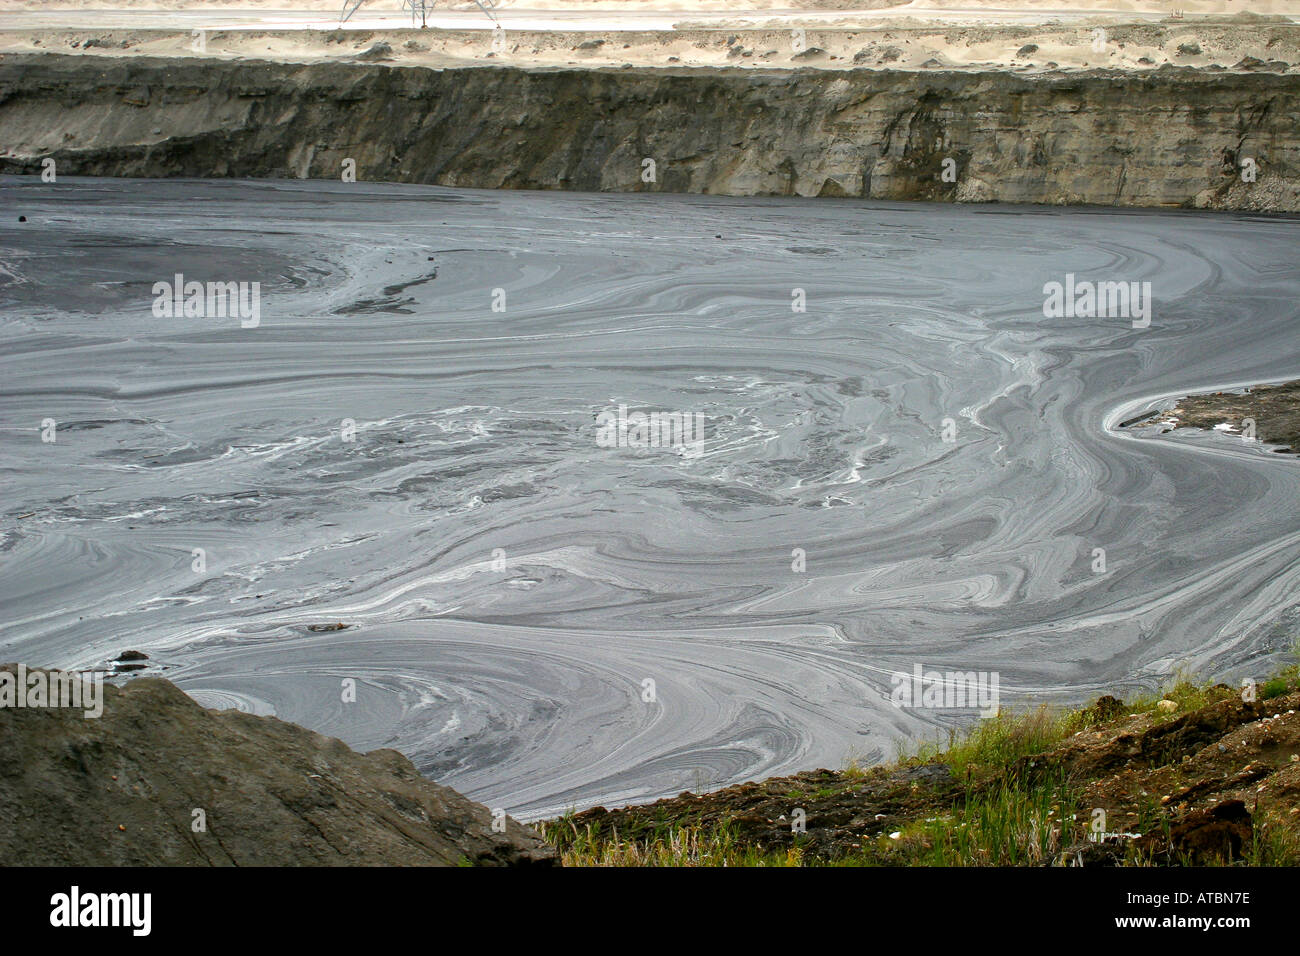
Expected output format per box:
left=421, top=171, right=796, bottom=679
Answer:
left=0, top=53, right=1297, bottom=209
left=0, top=665, right=556, bottom=866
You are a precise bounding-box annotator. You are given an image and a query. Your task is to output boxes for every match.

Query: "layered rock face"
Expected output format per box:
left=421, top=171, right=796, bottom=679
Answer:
left=0, top=665, right=556, bottom=866
left=0, top=54, right=1297, bottom=209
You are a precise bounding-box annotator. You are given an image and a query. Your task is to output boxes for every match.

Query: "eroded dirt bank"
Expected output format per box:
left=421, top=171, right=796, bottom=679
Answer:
left=1, top=52, right=1298, bottom=209
left=545, top=685, right=1300, bottom=865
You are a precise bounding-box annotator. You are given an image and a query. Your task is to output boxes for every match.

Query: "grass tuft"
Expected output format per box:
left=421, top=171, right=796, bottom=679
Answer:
left=543, top=639, right=1300, bottom=866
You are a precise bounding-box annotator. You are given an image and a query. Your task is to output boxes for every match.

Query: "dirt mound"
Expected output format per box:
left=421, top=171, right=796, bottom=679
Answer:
left=563, top=761, right=962, bottom=859
left=1164, top=381, right=1300, bottom=453
left=556, top=688, right=1300, bottom=864
left=0, top=665, right=555, bottom=866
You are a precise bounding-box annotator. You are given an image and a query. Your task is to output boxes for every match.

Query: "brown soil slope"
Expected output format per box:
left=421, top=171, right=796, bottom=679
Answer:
left=557, top=688, right=1300, bottom=864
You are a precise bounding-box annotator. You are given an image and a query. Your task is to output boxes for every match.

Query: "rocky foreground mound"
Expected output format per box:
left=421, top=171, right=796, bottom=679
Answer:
left=0, top=665, right=555, bottom=866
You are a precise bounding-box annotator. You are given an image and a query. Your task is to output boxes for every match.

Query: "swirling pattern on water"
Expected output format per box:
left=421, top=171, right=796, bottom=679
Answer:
left=1, top=178, right=1298, bottom=818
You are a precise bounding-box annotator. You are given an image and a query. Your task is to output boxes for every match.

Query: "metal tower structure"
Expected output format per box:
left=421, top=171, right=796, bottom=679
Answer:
left=340, top=0, right=499, bottom=28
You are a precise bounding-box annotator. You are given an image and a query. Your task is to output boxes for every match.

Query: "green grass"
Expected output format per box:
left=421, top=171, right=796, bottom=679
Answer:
left=542, top=640, right=1300, bottom=867
left=903, top=771, right=1082, bottom=866
left=1115, top=676, right=1237, bottom=726
left=1263, top=678, right=1289, bottom=700
left=900, top=706, right=1069, bottom=779
left=1243, top=806, right=1300, bottom=866
left=537, top=818, right=804, bottom=867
